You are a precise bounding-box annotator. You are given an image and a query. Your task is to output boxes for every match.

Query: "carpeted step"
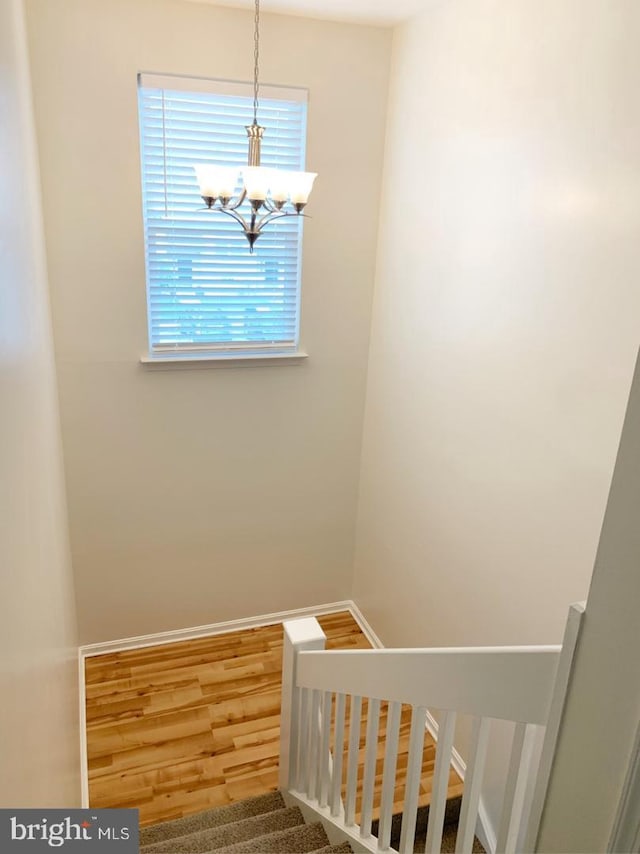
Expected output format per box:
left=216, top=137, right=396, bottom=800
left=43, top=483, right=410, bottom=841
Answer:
left=311, top=844, right=353, bottom=853
left=140, top=792, right=286, bottom=848
left=439, top=823, right=485, bottom=854
left=212, top=821, right=330, bottom=854
left=142, top=806, right=305, bottom=854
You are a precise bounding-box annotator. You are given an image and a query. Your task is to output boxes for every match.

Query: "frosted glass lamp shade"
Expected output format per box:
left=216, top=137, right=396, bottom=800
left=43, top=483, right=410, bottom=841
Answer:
left=243, top=166, right=272, bottom=201
left=195, top=165, right=239, bottom=199
left=288, top=171, right=317, bottom=204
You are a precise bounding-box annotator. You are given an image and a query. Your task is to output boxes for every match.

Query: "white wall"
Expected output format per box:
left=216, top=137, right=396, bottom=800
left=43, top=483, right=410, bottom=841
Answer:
left=538, top=349, right=640, bottom=852
left=353, top=0, right=640, bottom=838
left=25, top=0, right=391, bottom=644
left=0, top=0, right=80, bottom=806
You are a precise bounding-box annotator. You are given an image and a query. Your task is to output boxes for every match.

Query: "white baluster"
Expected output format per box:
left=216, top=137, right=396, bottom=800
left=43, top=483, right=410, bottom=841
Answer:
left=399, top=705, right=427, bottom=854
left=360, top=697, right=381, bottom=838
left=496, top=722, right=537, bottom=854
left=295, top=686, right=309, bottom=791
left=378, top=700, right=402, bottom=852
left=345, top=694, right=363, bottom=827
left=305, top=687, right=316, bottom=795
left=455, top=717, right=491, bottom=854
left=330, top=692, right=347, bottom=817
left=425, top=710, right=457, bottom=854
left=308, top=688, right=321, bottom=801
left=319, top=691, right=333, bottom=808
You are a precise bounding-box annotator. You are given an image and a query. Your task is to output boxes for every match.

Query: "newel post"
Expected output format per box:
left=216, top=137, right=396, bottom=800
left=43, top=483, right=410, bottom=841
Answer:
left=279, top=617, right=326, bottom=791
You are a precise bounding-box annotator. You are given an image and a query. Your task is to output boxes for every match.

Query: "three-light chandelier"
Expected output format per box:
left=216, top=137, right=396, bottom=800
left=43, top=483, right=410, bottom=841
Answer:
left=194, top=0, right=317, bottom=252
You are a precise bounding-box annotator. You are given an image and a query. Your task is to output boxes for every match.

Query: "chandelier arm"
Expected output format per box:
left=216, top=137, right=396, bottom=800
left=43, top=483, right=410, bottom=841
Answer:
left=255, top=209, right=300, bottom=230
left=217, top=206, right=251, bottom=234
left=256, top=210, right=287, bottom=230
left=257, top=209, right=311, bottom=229
left=224, top=188, right=248, bottom=211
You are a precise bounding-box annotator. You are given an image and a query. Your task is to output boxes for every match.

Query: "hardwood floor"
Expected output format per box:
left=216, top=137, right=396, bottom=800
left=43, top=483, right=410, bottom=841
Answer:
left=85, top=612, right=462, bottom=827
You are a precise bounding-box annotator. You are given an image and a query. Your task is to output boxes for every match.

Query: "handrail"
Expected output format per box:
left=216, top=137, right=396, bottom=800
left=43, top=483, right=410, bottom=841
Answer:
left=296, top=646, right=561, bottom=724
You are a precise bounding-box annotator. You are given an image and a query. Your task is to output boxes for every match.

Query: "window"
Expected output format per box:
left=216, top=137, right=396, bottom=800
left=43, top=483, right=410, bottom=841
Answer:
left=137, top=73, right=308, bottom=360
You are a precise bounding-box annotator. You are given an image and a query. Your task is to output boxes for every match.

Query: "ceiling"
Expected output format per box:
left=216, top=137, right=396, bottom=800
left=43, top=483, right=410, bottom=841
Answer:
left=186, top=0, right=432, bottom=26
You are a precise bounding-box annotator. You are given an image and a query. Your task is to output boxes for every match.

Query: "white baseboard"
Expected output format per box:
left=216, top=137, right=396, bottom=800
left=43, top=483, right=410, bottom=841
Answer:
left=79, top=600, right=359, bottom=658
left=424, top=710, right=468, bottom=783
left=477, top=799, right=497, bottom=854
left=78, top=650, right=89, bottom=808
left=346, top=601, right=385, bottom=649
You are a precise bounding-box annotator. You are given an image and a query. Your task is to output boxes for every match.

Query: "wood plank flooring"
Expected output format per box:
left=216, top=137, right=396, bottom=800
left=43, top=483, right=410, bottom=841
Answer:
left=85, top=612, right=463, bottom=827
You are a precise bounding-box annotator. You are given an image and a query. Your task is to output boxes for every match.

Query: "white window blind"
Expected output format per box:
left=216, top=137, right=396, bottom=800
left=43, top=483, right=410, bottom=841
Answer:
left=138, top=73, right=308, bottom=354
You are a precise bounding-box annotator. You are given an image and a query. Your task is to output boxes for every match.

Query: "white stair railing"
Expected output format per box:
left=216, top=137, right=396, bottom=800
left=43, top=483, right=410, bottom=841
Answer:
left=279, top=606, right=583, bottom=854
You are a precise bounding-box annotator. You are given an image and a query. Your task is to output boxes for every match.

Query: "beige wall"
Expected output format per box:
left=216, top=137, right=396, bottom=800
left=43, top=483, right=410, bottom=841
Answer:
left=539, top=350, right=640, bottom=851
left=25, top=0, right=391, bottom=644
left=0, top=0, right=80, bottom=806
left=353, top=0, right=640, bottom=838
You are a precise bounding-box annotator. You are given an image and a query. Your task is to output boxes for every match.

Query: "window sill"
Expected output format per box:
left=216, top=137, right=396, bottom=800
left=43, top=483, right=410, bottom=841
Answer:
left=140, top=350, right=309, bottom=370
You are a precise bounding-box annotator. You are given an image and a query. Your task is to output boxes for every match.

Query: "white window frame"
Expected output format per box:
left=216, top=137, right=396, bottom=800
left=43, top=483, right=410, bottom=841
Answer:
left=137, top=72, right=310, bottom=368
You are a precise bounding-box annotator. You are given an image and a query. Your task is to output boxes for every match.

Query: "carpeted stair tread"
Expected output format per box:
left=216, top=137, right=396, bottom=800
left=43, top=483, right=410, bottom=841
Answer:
left=140, top=791, right=286, bottom=847
left=212, top=821, right=330, bottom=854
left=137, top=786, right=479, bottom=853
left=440, top=823, right=485, bottom=853
left=142, top=806, right=305, bottom=854
left=311, top=845, right=353, bottom=853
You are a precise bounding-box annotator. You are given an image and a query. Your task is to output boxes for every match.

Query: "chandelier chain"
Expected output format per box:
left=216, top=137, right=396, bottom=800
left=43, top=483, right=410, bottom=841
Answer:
left=253, top=0, right=260, bottom=125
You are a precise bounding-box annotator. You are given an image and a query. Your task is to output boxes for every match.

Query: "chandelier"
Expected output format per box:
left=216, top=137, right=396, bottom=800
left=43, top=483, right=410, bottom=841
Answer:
left=194, top=0, right=317, bottom=252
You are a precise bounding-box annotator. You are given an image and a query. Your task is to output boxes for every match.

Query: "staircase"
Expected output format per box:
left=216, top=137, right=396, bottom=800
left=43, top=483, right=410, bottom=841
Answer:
left=140, top=791, right=352, bottom=854
left=138, top=790, right=484, bottom=854
left=279, top=607, right=584, bottom=854
left=88, top=604, right=584, bottom=853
